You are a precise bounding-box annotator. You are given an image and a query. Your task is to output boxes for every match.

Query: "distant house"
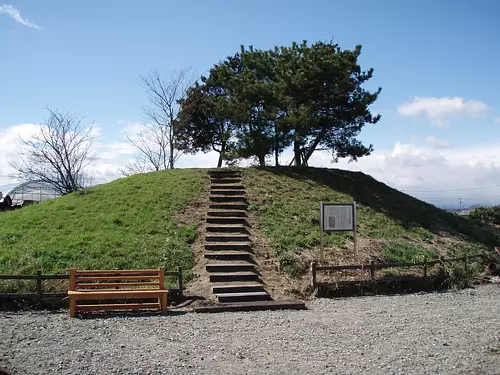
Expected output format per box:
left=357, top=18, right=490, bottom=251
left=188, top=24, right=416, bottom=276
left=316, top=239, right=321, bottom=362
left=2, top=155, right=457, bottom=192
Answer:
left=456, top=209, right=472, bottom=217
left=444, top=208, right=471, bottom=218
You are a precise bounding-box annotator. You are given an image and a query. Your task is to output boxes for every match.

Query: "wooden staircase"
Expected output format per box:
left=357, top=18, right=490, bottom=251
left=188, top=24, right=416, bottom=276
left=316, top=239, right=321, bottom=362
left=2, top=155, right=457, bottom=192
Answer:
left=204, top=170, right=272, bottom=304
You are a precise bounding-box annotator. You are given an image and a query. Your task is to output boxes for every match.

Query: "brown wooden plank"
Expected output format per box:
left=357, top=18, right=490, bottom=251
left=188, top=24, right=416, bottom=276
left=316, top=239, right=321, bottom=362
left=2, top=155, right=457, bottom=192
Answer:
left=75, top=269, right=160, bottom=274
left=69, top=268, right=76, bottom=291
left=159, top=267, right=165, bottom=290
left=76, top=303, right=160, bottom=311
left=68, top=289, right=168, bottom=300
left=76, top=282, right=160, bottom=289
left=75, top=275, right=160, bottom=282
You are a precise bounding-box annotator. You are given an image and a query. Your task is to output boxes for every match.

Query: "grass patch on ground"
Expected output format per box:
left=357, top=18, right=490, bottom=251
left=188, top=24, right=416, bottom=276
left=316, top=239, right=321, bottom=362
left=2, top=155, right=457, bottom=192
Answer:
left=0, top=169, right=207, bottom=289
left=244, top=167, right=499, bottom=274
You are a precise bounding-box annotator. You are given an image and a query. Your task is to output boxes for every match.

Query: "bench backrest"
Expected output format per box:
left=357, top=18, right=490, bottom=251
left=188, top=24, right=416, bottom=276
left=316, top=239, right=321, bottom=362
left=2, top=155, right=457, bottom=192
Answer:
left=68, top=268, right=165, bottom=291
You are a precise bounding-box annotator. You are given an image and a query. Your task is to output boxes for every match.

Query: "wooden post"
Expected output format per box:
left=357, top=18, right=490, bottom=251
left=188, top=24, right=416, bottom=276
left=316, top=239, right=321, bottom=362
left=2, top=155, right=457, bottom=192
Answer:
left=353, top=201, right=357, bottom=257
left=369, top=260, right=375, bottom=281
left=158, top=267, right=167, bottom=313
left=177, top=266, right=183, bottom=296
left=319, top=201, right=324, bottom=263
left=310, top=262, right=317, bottom=291
left=36, top=270, right=42, bottom=302
left=68, top=268, right=76, bottom=317
left=423, top=257, right=428, bottom=278
left=159, top=267, right=165, bottom=289
left=68, top=268, right=76, bottom=291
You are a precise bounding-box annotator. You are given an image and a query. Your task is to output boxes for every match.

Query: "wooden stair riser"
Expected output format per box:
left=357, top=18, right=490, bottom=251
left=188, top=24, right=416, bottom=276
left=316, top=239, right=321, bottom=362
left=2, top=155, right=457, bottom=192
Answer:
left=206, top=225, right=248, bottom=234
left=210, top=178, right=241, bottom=184
left=207, top=211, right=247, bottom=218
left=206, top=263, right=255, bottom=273
left=204, top=243, right=251, bottom=251
left=212, top=284, right=264, bottom=294
left=208, top=203, right=247, bottom=210
left=205, top=234, right=249, bottom=242
left=209, top=196, right=247, bottom=203
left=216, top=292, right=271, bottom=303
left=204, top=252, right=253, bottom=261
left=210, top=185, right=245, bottom=190
left=210, top=190, right=246, bottom=196
left=206, top=217, right=248, bottom=225
left=209, top=273, right=259, bottom=282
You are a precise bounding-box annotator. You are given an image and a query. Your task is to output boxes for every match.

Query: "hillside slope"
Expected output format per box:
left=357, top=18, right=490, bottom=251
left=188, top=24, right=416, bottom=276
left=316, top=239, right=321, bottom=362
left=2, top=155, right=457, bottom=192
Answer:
left=0, top=170, right=208, bottom=282
left=243, top=167, right=499, bottom=276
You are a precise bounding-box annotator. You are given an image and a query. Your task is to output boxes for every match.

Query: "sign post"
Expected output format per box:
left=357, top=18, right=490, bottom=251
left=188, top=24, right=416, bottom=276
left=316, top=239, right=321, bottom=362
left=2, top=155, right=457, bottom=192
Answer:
left=320, top=201, right=357, bottom=262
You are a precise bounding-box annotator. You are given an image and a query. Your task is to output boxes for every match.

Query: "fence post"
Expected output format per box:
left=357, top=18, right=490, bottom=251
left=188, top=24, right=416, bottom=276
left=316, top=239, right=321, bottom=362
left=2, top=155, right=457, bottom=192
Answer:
left=177, top=266, right=183, bottom=297
left=369, top=260, right=375, bottom=281
left=36, top=269, right=42, bottom=302
left=423, top=257, right=428, bottom=278
left=310, top=262, right=317, bottom=291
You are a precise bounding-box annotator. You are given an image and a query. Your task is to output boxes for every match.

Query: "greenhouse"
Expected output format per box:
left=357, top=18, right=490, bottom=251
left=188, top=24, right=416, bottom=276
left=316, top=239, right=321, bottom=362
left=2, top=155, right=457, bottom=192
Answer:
left=0, top=180, right=61, bottom=210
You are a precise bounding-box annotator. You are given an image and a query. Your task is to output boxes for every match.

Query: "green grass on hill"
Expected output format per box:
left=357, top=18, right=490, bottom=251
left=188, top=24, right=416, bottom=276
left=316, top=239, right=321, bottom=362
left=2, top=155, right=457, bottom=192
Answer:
left=244, top=167, right=499, bottom=272
left=0, top=169, right=207, bottom=288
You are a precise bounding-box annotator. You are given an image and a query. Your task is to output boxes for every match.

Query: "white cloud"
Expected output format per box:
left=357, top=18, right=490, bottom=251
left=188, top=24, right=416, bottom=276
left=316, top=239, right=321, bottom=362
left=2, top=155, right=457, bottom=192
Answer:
left=306, top=142, right=500, bottom=206
left=398, top=97, right=489, bottom=127
left=0, top=4, right=39, bottom=28
left=425, top=136, right=452, bottom=149
left=3, top=121, right=500, bottom=207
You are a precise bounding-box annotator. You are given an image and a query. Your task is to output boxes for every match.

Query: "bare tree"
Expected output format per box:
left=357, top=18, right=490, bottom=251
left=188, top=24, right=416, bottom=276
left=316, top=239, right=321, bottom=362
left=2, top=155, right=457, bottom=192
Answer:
left=123, top=68, right=194, bottom=174
left=9, top=108, right=96, bottom=195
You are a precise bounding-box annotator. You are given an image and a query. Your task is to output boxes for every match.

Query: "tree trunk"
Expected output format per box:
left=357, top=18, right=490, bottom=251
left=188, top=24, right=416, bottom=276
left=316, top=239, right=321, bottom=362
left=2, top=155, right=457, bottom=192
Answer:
left=258, top=152, right=266, bottom=167
left=274, top=123, right=279, bottom=166
left=294, top=131, right=302, bottom=166
left=303, top=127, right=328, bottom=165
left=217, top=140, right=226, bottom=168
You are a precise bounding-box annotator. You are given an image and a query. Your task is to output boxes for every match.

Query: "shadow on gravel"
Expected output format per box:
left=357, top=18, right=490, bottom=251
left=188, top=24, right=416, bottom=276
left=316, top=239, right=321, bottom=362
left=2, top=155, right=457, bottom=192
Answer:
left=315, top=277, right=479, bottom=298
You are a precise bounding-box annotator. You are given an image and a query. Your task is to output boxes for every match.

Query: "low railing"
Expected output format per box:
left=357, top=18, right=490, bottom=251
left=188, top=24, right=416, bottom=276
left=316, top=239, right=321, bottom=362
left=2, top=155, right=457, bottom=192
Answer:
left=310, top=252, right=492, bottom=290
left=0, top=266, right=183, bottom=300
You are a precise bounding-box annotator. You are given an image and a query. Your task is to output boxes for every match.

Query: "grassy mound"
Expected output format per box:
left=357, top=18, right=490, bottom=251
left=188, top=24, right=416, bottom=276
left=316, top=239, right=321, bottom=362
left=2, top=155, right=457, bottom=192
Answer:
left=0, top=170, right=207, bottom=284
left=244, top=167, right=499, bottom=275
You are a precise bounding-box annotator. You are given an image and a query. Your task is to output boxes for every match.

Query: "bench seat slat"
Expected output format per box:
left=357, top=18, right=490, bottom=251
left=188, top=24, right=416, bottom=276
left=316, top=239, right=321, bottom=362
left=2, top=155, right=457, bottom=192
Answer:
left=76, top=303, right=160, bottom=311
left=76, top=275, right=160, bottom=282
left=76, top=282, right=160, bottom=288
left=68, top=289, right=168, bottom=300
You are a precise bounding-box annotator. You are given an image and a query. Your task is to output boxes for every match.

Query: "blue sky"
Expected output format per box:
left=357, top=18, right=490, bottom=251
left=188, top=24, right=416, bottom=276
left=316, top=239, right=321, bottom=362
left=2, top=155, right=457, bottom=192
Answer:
left=1, top=0, right=500, bottom=208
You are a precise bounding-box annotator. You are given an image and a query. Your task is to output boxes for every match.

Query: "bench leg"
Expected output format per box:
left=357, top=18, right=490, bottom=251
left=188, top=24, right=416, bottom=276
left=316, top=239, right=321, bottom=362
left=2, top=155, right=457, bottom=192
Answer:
left=69, top=296, right=76, bottom=318
left=160, top=294, right=167, bottom=314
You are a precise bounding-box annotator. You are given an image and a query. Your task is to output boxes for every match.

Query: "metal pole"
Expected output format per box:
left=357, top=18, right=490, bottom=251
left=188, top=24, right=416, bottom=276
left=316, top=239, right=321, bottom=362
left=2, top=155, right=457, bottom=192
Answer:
left=353, top=201, right=357, bottom=257
left=320, top=201, right=324, bottom=263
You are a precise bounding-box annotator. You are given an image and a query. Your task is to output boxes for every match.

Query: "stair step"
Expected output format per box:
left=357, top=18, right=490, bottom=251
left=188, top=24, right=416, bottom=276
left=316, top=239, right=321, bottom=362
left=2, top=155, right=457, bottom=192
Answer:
left=210, top=190, right=246, bottom=196
left=209, top=170, right=241, bottom=176
left=206, top=263, right=255, bottom=273
left=210, top=185, right=245, bottom=190
left=209, top=203, right=247, bottom=210
left=206, top=224, right=248, bottom=233
left=205, top=242, right=251, bottom=251
left=215, top=291, right=271, bottom=303
left=209, top=195, right=246, bottom=203
left=206, top=216, right=248, bottom=225
left=209, top=272, right=258, bottom=282
left=210, top=178, right=241, bottom=184
left=205, top=233, right=249, bottom=242
left=212, top=283, right=264, bottom=294
left=194, top=300, right=307, bottom=313
left=207, top=210, right=247, bottom=217
left=204, top=251, right=253, bottom=261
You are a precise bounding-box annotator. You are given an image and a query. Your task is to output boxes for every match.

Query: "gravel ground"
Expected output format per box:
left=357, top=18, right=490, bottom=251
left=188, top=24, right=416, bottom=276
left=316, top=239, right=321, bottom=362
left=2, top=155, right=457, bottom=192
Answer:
left=1, top=285, right=499, bottom=375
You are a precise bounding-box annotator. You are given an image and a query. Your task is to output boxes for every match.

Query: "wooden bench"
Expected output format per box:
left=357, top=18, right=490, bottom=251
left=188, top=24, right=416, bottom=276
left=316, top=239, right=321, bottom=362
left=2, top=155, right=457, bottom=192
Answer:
left=67, top=268, right=168, bottom=317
